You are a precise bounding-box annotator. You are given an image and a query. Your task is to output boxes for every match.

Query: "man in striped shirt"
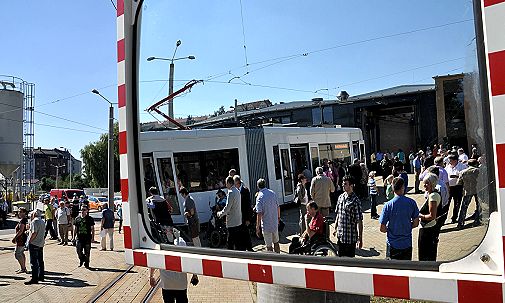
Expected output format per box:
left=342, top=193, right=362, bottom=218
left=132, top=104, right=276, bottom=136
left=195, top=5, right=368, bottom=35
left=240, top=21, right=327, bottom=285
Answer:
left=368, top=171, right=379, bottom=219
left=334, top=175, right=363, bottom=257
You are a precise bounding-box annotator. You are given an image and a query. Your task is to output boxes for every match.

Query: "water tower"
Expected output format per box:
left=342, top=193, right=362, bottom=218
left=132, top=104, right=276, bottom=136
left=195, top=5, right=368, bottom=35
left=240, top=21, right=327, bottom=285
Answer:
left=0, top=76, right=35, bottom=200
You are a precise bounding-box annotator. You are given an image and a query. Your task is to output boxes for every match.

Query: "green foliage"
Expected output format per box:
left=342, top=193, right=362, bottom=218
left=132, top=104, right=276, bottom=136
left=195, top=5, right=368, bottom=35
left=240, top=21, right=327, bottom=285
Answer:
left=80, top=123, right=120, bottom=191
left=211, top=105, right=226, bottom=117
left=40, top=177, right=55, bottom=191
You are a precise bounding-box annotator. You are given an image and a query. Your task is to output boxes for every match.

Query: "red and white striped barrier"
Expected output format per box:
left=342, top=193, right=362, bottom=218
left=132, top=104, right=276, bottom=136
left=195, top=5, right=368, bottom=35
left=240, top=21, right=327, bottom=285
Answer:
left=118, top=0, right=505, bottom=301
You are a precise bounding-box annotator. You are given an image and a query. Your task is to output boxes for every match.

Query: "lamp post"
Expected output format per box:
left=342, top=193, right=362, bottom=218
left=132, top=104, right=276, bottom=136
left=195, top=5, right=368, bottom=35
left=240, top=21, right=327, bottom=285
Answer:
left=60, top=147, right=72, bottom=189
left=50, top=163, right=65, bottom=189
left=147, top=40, right=195, bottom=120
left=91, top=89, right=117, bottom=210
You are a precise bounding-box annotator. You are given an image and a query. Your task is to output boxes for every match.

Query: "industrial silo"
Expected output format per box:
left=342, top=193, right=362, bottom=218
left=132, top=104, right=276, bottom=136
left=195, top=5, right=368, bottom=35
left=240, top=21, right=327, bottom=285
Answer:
left=0, top=86, right=24, bottom=178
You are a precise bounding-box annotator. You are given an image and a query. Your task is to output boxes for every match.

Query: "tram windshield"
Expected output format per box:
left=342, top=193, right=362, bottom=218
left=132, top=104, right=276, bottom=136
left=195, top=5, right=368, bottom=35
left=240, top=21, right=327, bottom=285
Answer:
left=135, top=0, right=495, bottom=267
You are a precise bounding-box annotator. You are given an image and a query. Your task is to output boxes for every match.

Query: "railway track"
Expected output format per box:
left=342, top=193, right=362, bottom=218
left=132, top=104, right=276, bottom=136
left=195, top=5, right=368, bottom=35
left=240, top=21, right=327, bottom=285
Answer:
left=87, top=265, right=161, bottom=303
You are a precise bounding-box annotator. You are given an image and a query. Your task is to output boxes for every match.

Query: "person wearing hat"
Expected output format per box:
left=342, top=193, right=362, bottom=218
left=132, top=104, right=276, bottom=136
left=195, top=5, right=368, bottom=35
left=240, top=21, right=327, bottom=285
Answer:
left=25, top=210, right=46, bottom=284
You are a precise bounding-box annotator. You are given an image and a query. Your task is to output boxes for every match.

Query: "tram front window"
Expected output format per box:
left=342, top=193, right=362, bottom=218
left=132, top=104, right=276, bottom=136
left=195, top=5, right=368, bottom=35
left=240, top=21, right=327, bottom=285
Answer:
left=136, top=0, right=495, bottom=268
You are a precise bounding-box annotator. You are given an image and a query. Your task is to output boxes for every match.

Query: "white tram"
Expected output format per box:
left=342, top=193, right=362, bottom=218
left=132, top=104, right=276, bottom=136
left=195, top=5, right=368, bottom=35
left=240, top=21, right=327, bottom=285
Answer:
left=140, top=126, right=364, bottom=225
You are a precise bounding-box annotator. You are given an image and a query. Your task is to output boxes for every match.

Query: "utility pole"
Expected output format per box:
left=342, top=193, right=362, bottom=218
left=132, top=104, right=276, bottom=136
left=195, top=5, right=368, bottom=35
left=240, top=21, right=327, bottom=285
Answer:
left=60, top=147, right=72, bottom=188
left=169, top=61, right=175, bottom=119
left=50, top=163, right=65, bottom=189
left=234, top=99, right=238, bottom=122
left=92, top=89, right=117, bottom=210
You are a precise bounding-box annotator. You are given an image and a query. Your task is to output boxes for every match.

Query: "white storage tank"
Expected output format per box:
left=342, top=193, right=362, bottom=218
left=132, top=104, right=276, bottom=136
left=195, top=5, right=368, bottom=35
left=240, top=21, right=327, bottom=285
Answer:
left=0, top=89, right=23, bottom=177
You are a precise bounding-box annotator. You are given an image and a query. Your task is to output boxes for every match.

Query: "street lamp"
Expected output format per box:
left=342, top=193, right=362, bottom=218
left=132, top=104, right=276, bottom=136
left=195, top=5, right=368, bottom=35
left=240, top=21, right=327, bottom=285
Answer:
left=50, top=162, right=65, bottom=189
left=147, top=40, right=196, bottom=120
left=60, top=147, right=72, bottom=189
left=91, top=89, right=117, bottom=210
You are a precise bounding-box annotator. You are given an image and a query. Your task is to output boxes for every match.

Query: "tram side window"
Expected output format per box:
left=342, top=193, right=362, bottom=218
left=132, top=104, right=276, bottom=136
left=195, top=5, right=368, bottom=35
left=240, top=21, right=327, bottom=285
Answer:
left=318, top=143, right=352, bottom=167
left=156, top=158, right=181, bottom=215
left=273, top=146, right=282, bottom=180
left=174, top=148, right=240, bottom=193
left=142, top=157, right=156, bottom=194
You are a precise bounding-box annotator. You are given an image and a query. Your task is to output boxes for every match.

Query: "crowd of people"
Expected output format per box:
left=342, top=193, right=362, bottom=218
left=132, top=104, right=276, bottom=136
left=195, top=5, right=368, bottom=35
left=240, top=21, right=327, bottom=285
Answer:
left=11, top=193, right=122, bottom=285
left=148, top=143, right=484, bottom=263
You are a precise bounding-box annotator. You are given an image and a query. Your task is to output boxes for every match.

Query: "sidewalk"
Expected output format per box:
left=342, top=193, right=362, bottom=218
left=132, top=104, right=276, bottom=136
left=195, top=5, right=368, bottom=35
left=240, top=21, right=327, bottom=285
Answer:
left=0, top=222, right=256, bottom=303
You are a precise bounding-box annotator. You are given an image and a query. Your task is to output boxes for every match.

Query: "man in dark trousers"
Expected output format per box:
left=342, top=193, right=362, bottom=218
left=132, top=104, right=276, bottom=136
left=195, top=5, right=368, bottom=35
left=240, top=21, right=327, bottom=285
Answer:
left=348, top=160, right=363, bottom=198
left=233, top=175, right=253, bottom=251
left=218, top=176, right=243, bottom=250
left=25, top=210, right=46, bottom=284
left=74, top=206, right=95, bottom=268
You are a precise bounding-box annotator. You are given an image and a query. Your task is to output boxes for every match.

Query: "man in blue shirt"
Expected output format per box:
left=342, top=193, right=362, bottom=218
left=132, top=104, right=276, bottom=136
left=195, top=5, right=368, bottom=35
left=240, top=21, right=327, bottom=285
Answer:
left=255, top=178, right=280, bottom=253
left=379, top=177, right=419, bottom=260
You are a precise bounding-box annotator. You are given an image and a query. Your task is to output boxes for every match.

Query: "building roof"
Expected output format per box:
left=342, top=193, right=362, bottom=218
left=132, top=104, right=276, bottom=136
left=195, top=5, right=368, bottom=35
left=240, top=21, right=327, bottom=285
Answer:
left=34, top=148, right=79, bottom=162
left=191, top=84, right=435, bottom=126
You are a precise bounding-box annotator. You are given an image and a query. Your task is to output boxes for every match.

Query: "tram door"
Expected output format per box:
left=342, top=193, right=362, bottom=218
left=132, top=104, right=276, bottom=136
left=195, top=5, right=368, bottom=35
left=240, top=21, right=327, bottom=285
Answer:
left=278, top=144, right=294, bottom=203
left=290, top=144, right=310, bottom=187
left=309, top=143, right=320, bottom=176
left=152, top=152, right=183, bottom=224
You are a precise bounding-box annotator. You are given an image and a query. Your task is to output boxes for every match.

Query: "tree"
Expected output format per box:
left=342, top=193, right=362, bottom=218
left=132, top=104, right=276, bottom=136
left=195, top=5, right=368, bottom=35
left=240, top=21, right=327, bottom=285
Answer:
left=211, top=105, right=226, bottom=117
left=40, top=177, right=55, bottom=191
left=80, top=123, right=120, bottom=191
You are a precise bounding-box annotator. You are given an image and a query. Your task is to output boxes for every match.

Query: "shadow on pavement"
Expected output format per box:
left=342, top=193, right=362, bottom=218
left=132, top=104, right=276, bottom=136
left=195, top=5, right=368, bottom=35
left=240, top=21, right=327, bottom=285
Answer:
left=356, top=247, right=381, bottom=257
left=0, top=247, right=14, bottom=252
left=0, top=275, right=27, bottom=281
left=42, top=276, right=95, bottom=288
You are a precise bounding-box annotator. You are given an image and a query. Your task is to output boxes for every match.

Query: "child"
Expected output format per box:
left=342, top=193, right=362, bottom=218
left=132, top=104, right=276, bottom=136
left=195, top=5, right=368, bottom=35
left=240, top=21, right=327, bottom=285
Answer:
left=368, top=171, right=379, bottom=219
left=385, top=175, right=395, bottom=201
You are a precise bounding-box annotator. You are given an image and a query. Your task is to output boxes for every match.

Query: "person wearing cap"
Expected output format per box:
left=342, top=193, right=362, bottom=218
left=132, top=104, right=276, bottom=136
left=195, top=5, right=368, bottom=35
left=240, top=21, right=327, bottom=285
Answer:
left=56, top=201, right=71, bottom=245
left=25, top=210, right=46, bottom=284
left=457, top=159, right=480, bottom=228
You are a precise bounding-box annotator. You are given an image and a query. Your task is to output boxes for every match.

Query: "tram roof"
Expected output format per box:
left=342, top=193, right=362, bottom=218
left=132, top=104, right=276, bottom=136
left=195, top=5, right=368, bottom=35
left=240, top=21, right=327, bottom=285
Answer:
left=192, top=84, right=434, bottom=127
left=140, top=126, right=362, bottom=141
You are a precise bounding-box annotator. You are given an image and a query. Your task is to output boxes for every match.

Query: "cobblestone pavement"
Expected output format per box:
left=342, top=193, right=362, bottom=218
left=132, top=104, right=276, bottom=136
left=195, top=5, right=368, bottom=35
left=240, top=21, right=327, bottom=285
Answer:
left=256, top=174, right=487, bottom=262
left=0, top=173, right=489, bottom=302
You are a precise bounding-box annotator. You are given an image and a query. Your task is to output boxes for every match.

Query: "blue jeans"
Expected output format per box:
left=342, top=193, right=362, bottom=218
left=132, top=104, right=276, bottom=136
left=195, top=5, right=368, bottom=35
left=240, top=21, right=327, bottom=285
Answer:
left=458, top=194, right=480, bottom=227
left=29, top=244, right=44, bottom=281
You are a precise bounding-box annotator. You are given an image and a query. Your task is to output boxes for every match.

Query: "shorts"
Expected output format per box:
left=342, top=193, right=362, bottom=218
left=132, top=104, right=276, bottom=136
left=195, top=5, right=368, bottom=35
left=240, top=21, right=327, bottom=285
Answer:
left=189, top=221, right=200, bottom=239
left=15, top=246, right=25, bottom=259
left=262, top=231, right=279, bottom=248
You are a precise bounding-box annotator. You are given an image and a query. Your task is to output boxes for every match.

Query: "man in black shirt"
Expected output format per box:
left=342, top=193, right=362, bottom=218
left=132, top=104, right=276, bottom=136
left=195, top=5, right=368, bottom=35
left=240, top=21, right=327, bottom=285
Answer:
left=233, top=175, right=253, bottom=251
left=74, top=206, right=95, bottom=268
left=146, top=187, right=174, bottom=243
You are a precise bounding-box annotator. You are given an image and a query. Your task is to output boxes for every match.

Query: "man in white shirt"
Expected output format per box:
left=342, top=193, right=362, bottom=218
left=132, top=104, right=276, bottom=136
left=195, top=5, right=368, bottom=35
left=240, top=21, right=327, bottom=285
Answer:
left=149, top=239, right=198, bottom=303
left=446, top=154, right=468, bottom=223
left=218, top=176, right=243, bottom=250
left=458, top=148, right=469, bottom=163
left=56, top=201, right=71, bottom=245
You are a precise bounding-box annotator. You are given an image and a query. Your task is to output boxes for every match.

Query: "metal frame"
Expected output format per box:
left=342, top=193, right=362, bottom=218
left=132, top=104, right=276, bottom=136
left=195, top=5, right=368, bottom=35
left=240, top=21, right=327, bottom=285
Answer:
left=118, top=0, right=505, bottom=301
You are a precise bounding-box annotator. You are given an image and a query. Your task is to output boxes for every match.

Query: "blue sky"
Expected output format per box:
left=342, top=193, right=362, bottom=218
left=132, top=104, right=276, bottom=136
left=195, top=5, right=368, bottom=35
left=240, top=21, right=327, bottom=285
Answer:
left=2, top=1, right=476, bottom=162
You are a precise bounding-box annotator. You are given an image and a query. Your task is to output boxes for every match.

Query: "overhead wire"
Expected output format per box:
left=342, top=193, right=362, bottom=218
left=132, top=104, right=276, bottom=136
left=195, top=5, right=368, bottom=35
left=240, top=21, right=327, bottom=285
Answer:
left=205, top=18, right=474, bottom=81
left=141, top=55, right=471, bottom=97
left=0, top=100, right=107, bottom=132
left=0, top=116, right=103, bottom=135
left=238, top=0, right=249, bottom=68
